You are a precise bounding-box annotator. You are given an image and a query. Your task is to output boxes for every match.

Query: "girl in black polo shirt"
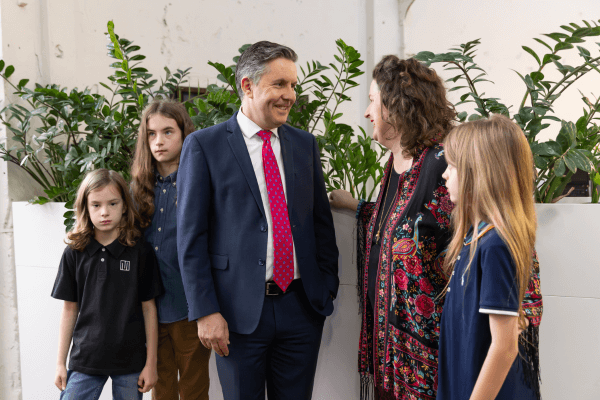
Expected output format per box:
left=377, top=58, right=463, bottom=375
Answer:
left=437, top=115, right=540, bottom=400
left=52, top=169, right=163, bottom=399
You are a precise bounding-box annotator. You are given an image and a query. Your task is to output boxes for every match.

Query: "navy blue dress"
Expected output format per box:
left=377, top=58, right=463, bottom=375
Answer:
left=436, top=225, right=536, bottom=400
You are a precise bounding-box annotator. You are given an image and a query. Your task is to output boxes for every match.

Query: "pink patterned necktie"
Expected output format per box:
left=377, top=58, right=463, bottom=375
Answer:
left=257, top=130, right=294, bottom=292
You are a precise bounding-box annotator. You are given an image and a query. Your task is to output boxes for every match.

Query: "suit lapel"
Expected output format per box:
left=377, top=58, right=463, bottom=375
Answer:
left=226, top=114, right=266, bottom=218
left=279, top=125, right=295, bottom=214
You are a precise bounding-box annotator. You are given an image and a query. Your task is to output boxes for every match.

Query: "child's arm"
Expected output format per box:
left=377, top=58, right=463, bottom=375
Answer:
left=55, top=301, right=78, bottom=391
left=138, top=298, right=158, bottom=393
left=469, top=314, right=519, bottom=400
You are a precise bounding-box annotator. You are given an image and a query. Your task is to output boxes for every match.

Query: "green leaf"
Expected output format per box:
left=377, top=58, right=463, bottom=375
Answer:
left=533, top=38, right=554, bottom=52
left=522, top=46, right=541, bottom=65
left=556, top=121, right=577, bottom=151
left=0, top=60, right=4, bottom=72
left=554, top=158, right=566, bottom=176
left=530, top=71, right=544, bottom=82
left=4, top=65, right=15, bottom=78
left=531, top=141, right=561, bottom=156
left=542, top=54, right=561, bottom=65
left=555, top=42, right=574, bottom=51
left=543, top=32, right=569, bottom=42
left=563, top=152, right=577, bottom=172
left=106, top=21, right=123, bottom=60
left=18, top=79, right=29, bottom=88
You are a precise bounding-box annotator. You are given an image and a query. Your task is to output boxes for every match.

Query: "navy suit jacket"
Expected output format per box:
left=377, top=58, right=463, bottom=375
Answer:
left=177, top=112, right=339, bottom=334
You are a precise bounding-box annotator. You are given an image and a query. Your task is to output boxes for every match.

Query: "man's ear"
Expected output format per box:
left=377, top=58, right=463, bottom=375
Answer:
left=241, top=77, right=253, bottom=99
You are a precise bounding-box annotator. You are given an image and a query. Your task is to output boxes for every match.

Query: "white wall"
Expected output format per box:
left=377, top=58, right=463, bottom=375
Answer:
left=404, top=0, right=600, bottom=142
left=0, top=0, right=381, bottom=202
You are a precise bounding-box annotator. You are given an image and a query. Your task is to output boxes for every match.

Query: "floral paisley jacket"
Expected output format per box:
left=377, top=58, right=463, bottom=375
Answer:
left=356, top=144, right=543, bottom=400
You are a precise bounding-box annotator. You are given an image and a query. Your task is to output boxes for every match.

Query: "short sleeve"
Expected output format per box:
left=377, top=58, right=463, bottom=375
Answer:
left=138, top=242, right=164, bottom=302
left=51, top=247, right=78, bottom=302
left=479, top=238, right=519, bottom=317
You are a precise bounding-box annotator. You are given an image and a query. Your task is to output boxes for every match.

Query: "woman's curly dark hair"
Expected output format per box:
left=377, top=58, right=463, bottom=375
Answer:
left=373, top=56, right=456, bottom=157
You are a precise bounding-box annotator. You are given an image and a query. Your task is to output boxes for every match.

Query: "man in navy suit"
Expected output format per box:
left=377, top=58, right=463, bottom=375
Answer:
left=177, top=41, right=339, bottom=400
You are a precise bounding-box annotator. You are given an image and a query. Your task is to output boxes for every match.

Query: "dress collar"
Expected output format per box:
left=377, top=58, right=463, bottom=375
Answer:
left=464, top=221, right=494, bottom=246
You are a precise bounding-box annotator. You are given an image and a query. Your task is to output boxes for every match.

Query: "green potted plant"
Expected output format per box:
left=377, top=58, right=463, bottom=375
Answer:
left=415, top=21, right=600, bottom=203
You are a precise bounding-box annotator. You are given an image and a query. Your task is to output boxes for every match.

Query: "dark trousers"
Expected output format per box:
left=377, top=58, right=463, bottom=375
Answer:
left=215, top=283, right=325, bottom=400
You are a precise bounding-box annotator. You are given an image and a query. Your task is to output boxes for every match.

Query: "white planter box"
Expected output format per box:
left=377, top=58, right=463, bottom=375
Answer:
left=536, top=203, right=600, bottom=400
left=13, top=204, right=361, bottom=400
left=13, top=202, right=153, bottom=400
left=14, top=202, right=597, bottom=399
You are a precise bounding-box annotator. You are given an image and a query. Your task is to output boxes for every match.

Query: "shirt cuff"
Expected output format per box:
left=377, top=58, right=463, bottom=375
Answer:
left=479, top=308, right=519, bottom=317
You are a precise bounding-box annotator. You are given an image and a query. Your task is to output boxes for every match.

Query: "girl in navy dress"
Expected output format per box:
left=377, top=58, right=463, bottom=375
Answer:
left=436, top=114, right=540, bottom=400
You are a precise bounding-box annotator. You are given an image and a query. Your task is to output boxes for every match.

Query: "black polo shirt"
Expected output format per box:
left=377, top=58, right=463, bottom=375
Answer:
left=51, top=237, right=163, bottom=375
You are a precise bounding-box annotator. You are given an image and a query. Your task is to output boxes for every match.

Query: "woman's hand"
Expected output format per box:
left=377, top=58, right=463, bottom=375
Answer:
left=328, top=189, right=360, bottom=211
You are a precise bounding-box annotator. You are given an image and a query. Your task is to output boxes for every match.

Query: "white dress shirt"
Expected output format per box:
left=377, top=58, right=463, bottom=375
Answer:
left=236, top=110, right=300, bottom=282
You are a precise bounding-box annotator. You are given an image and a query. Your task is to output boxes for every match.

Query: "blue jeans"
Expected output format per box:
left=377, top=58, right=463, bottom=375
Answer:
left=60, top=370, right=143, bottom=400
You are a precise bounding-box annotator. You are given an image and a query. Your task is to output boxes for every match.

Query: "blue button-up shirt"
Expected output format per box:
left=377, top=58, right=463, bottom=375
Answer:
left=144, top=170, right=188, bottom=323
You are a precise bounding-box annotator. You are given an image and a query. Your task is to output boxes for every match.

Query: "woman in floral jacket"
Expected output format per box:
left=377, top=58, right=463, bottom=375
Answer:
left=329, top=55, right=542, bottom=400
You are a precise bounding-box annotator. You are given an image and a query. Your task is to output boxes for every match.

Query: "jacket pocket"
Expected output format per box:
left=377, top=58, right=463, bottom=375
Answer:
left=209, top=253, right=228, bottom=270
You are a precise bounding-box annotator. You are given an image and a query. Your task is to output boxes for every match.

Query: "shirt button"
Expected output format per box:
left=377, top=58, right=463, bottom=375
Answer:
left=160, top=208, right=164, bottom=213
left=102, top=248, right=105, bottom=252
left=158, top=227, right=162, bottom=232
left=447, top=287, right=451, bottom=292
left=261, top=225, right=267, bottom=232
left=101, top=258, right=105, bottom=262
left=457, top=256, right=461, bottom=260
left=155, top=246, right=158, bottom=251
left=258, top=259, right=265, bottom=266
left=163, top=189, right=166, bottom=194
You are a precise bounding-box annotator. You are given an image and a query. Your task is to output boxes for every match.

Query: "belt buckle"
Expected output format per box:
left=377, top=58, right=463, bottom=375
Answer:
left=266, top=282, right=280, bottom=296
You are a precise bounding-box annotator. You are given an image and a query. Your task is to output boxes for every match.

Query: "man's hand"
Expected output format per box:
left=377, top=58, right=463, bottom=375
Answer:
left=328, top=189, right=359, bottom=211
left=197, top=312, right=230, bottom=357
left=137, top=364, right=158, bottom=393
left=54, top=364, right=68, bottom=391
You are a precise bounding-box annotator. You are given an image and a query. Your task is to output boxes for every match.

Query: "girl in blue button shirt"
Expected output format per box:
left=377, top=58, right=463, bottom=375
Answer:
left=437, top=115, right=540, bottom=400
left=132, top=99, right=212, bottom=399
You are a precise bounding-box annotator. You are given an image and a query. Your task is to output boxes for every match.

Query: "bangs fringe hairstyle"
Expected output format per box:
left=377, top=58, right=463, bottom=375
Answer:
left=67, top=168, right=141, bottom=251
left=443, top=114, right=537, bottom=326
left=372, top=56, right=456, bottom=157
left=131, top=98, right=194, bottom=229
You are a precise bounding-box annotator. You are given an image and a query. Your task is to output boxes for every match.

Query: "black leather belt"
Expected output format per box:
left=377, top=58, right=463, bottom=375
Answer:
left=265, top=279, right=301, bottom=296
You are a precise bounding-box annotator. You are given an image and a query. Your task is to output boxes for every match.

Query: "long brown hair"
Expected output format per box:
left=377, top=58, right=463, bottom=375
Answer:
left=443, top=114, right=537, bottom=322
left=372, top=56, right=456, bottom=157
left=131, top=98, right=194, bottom=228
left=67, top=169, right=141, bottom=251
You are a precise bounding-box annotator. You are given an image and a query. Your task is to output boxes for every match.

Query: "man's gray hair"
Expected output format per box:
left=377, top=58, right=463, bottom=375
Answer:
left=235, top=41, right=298, bottom=100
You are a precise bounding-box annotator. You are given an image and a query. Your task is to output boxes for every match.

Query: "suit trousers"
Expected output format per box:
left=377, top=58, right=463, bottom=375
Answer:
left=215, top=282, right=325, bottom=400
left=152, top=318, right=212, bottom=400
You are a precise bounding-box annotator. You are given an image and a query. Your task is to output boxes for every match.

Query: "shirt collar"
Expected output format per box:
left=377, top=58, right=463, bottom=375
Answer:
left=236, top=108, right=279, bottom=140
left=86, top=237, right=126, bottom=258
left=155, top=169, right=178, bottom=184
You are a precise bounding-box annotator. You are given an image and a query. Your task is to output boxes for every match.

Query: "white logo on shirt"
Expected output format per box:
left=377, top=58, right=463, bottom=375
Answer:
left=120, top=260, right=130, bottom=271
